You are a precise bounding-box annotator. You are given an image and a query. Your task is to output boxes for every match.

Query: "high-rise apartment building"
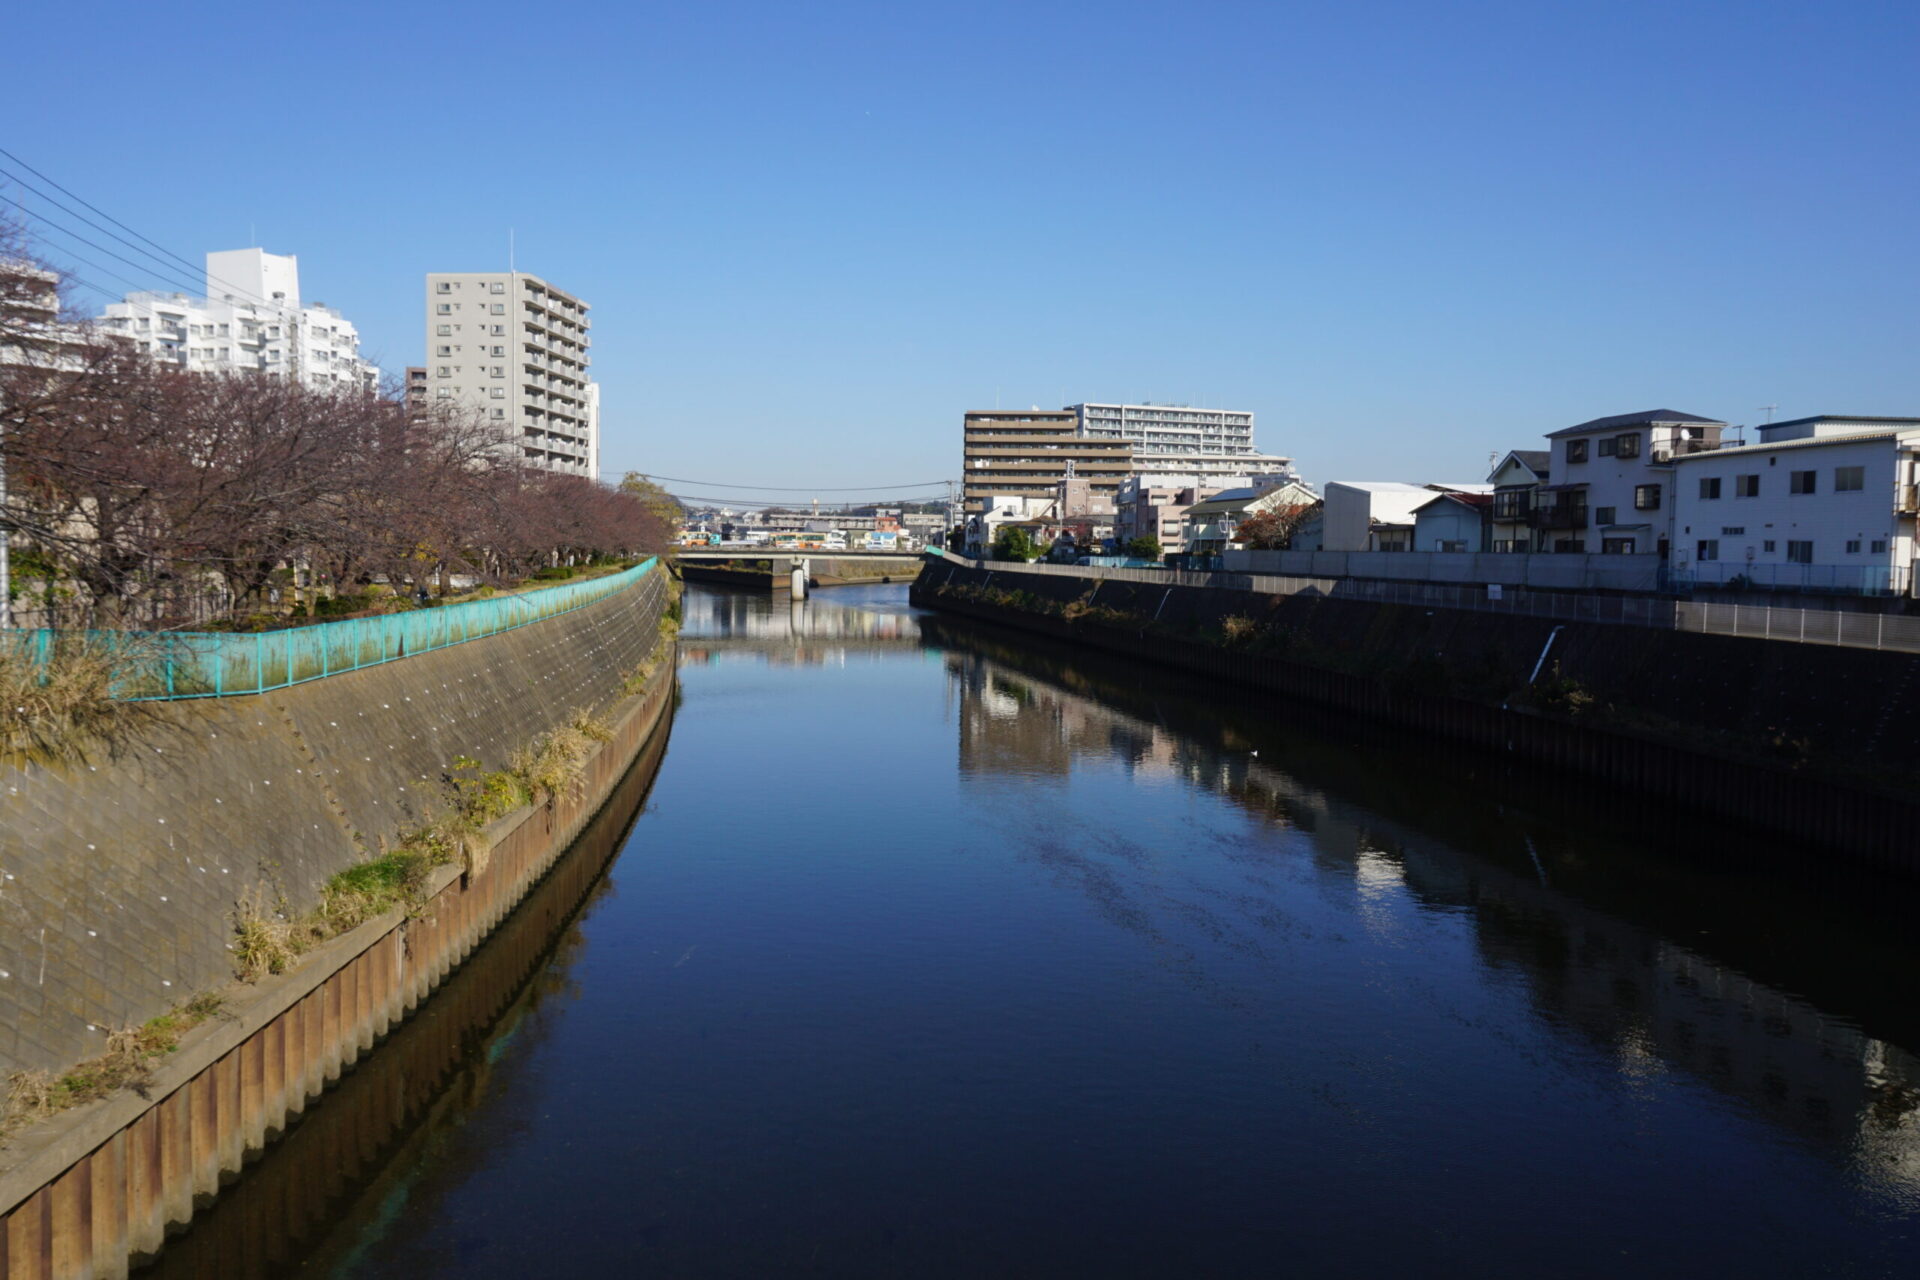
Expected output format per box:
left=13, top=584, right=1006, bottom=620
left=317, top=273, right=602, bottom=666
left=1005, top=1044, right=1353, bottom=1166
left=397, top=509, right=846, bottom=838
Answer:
left=1066, top=401, right=1298, bottom=488
left=424, top=271, right=595, bottom=478
left=962, top=410, right=1134, bottom=510
left=96, top=249, right=380, bottom=393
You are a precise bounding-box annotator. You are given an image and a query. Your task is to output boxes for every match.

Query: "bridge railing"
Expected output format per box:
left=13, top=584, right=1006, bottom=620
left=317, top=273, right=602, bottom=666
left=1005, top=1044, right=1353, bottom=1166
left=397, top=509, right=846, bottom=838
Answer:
left=4, top=559, right=660, bottom=700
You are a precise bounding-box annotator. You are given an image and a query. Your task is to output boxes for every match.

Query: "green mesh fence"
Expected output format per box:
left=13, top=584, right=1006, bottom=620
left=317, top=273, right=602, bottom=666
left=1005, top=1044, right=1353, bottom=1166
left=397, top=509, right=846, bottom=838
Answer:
left=3, top=559, right=660, bottom=700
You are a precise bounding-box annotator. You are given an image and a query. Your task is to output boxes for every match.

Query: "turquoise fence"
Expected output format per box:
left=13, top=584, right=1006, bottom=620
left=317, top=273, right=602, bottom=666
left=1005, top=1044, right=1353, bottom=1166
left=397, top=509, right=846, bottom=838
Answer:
left=5, top=559, right=660, bottom=700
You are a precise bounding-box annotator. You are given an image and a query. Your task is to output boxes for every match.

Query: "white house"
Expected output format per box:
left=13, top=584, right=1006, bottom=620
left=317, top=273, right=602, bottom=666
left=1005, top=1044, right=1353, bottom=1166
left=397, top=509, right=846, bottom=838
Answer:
left=1539, top=409, right=1729, bottom=555
left=1323, top=481, right=1490, bottom=551
left=1181, top=482, right=1319, bottom=555
left=1670, top=415, right=1920, bottom=595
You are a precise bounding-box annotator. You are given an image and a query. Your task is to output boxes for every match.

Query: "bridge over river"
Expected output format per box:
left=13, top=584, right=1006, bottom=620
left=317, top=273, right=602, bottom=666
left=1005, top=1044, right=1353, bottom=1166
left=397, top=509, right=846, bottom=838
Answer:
left=675, top=549, right=924, bottom=594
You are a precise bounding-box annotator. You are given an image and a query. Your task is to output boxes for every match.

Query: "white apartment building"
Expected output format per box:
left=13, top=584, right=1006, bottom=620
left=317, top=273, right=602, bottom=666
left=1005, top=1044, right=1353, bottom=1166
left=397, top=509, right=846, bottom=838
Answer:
left=425, top=271, right=595, bottom=478
left=1537, top=409, right=1729, bottom=555
left=1670, top=415, right=1920, bottom=595
left=1067, top=401, right=1300, bottom=488
left=95, top=249, right=380, bottom=393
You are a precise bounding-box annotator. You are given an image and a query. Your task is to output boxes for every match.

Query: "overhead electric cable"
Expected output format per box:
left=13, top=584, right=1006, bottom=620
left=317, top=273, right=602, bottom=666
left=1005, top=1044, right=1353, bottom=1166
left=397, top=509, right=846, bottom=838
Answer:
left=0, top=147, right=275, bottom=305
left=2, top=194, right=215, bottom=300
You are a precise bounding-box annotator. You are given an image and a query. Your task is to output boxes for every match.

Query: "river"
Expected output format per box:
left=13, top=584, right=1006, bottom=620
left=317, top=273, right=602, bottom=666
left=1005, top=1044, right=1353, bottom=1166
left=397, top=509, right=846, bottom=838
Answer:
left=148, top=583, right=1920, bottom=1277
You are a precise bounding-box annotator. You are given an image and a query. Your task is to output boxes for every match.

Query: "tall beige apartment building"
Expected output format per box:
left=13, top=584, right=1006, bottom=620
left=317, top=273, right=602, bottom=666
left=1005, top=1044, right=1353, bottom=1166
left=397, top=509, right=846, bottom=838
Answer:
left=962, top=410, right=1134, bottom=509
left=424, top=271, right=598, bottom=478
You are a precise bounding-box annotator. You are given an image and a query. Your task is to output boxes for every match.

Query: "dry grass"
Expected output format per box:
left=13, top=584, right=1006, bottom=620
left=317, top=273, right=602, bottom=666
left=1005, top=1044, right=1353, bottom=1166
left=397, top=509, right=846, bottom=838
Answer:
left=0, top=633, right=157, bottom=762
left=1220, top=614, right=1257, bottom=644
left=232, top=884, right=303, bottom=980
left=3, top=992, right=224, bottom=1132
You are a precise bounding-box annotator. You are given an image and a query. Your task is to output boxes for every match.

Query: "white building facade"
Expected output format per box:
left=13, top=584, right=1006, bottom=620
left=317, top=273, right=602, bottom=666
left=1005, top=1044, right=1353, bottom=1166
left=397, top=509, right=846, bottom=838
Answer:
left=1670, top=416, right=1920, bottom=595
left=1538, top=410, right=1729, bottom=555
left=96, top=250, right=379, bottom=393
left=425, top=271, right=595, bottom=478
left=1067, top=401, right=1301, bottom=490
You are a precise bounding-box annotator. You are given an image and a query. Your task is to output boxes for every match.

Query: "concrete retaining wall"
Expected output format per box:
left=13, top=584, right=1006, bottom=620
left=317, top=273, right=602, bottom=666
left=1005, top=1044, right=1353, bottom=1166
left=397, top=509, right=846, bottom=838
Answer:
left=1222, top=547, right=1667, bottom=591
left=0, top=568, right=672, bottom=1077
left=0, top=612, right=677, bottom=1279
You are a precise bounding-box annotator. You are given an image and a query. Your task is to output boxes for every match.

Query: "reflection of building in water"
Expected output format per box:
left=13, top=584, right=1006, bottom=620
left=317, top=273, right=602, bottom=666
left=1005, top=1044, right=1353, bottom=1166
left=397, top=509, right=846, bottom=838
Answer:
left=946, top=641, right=1920, bottom=1195
left=678, top=589, right=923, bottom=670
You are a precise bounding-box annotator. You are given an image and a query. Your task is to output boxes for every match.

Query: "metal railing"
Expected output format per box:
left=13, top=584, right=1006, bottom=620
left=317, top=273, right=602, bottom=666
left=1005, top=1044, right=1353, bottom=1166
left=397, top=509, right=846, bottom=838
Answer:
left=923, top=550, right=1920, bottom=653
left=5, top=559, right=660, bottom=700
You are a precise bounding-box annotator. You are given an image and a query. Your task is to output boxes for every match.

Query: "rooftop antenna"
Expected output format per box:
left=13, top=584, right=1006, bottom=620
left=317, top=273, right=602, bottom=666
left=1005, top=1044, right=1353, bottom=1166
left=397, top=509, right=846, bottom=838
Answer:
left=1758, top=403, right=1777, bottom=423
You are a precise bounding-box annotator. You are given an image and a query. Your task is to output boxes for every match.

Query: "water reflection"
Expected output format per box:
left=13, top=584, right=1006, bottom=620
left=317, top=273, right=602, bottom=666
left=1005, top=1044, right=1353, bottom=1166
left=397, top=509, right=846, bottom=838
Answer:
left=933, top=617, right=1920, bottom=1202
left=677, top=583, right=921, bottom=667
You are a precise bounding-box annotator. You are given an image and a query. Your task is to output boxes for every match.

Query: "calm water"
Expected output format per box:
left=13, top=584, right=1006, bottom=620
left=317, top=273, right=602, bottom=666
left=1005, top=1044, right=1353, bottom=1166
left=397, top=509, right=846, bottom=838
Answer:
left=172, top=584, right=1920, bottom=1277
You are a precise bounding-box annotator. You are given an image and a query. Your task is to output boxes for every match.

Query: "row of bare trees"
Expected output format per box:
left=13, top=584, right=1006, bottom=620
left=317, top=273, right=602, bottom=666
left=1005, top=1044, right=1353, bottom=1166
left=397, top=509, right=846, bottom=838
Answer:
left=1, top=228, right=673, bottom=629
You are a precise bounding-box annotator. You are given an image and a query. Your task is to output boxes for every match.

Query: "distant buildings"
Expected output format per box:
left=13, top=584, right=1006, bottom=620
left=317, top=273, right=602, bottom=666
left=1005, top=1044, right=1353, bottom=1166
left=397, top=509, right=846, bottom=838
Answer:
left=1181, top=482, right=1319, bottom=555
left=962, top=410, right=1134, bottom=511
left=1067, top=402, right=1299, bottom=489
left=96, top=249, right=380, bottom=393
left=1322, top=481, right=1490, bottom=552
left=424, top=271, right=597, bottom=478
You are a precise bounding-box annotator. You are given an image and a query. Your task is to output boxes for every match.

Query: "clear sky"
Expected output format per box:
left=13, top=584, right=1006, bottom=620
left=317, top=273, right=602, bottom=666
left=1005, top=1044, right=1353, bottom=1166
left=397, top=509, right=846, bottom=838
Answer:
left=8, top=0, right=1917, bottom=498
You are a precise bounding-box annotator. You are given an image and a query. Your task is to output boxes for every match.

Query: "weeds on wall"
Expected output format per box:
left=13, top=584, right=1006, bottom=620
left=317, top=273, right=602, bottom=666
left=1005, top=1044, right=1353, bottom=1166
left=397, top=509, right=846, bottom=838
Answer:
left=3, top=993, right=224, bottom=1135
left=0, top=633, right=161, bottom=762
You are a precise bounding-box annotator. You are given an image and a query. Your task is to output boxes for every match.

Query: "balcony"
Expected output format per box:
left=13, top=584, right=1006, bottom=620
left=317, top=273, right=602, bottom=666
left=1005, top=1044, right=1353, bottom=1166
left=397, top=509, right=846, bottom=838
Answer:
left=1650, top=436, right=1725, bottom=463
left=1899, top=484, right=1919, bottom=515
left=1491, top=491, right=1534, bottom=521
left=1530, top=502, right=1589, bottom=531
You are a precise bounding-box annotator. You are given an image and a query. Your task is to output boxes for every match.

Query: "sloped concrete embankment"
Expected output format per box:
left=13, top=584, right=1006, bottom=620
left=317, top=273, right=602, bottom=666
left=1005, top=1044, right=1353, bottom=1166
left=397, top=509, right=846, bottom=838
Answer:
left=0, top=572, right=675, bottom=1277
left=912, top=560, right=1920, bottom=871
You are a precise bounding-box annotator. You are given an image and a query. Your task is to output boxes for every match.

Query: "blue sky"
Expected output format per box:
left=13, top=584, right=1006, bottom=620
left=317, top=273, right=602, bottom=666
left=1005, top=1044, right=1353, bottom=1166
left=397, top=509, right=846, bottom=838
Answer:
left=8, top=0, right=1916, bottom=497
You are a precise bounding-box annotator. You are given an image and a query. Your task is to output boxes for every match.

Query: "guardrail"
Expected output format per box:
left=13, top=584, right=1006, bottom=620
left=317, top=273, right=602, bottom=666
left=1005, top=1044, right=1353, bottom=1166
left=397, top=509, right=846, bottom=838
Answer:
left=5, top=559, right=660, bottom=700
left=923, top=551, right=1920, bottom=654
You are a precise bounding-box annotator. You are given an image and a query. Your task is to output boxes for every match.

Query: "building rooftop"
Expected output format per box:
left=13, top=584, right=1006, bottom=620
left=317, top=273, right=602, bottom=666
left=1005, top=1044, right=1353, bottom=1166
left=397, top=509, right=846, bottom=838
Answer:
left=1547, top=409, right=1724, bottom=439
left=1672, top=429, right=1917, bottom=459
left=1765, top=414, right=1920, bottom=430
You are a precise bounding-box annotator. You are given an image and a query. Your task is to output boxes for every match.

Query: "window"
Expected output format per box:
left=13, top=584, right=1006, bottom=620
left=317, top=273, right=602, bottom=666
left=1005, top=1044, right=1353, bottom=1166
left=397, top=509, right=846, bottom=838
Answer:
left=1567, top=440, right=1588, bottom=464
left=1438, top=540, right=1469, bottom=553
left=1786, top=540, right=1813, bottom=564
left=435, top=388, right=451, bottom=399
left=1790, top=470, right=1816, bottom=494
left=1696, top=540, right=1719, bottom=561
left=1846, top=539, right=1862, bottom=554
left=1872, top=538, right=1888, bottom=553
left=491, top=282, right=506, bottom=294
left=491, top=345, right=505, bottom=356
left=1633, top=484, right=1661, bottom=511
left=1721, top=526, right=1745, bottom=536
left=1835, top=465, right=1865, bottom=492
left=489, top=387, right=505, bottom=399
left=490, top=303, right=506, bottom=315
left=1616, top=433, right=1640, bottom=459
left=436, top=282, right=451, bottom=293
left=491, top=324, right=505, bottom=336
left=491, top=408, right=506, bottom=419
left=436, top=366, right=450, bottom=377
left=1598, top=437, right=1616, bottom=457
left=1698, top=477, right=1721, bottom=500
left=1595, top=506, right=1617, bottom=525
left=1601, top=537, right=1636, bottom=554
left=1736, top=474, right=1760, bottom=497
left=491, top=365, right=504, bottom=377
left=1763, top=540, right=1776, bottom=553
left=437, top=324, right=451, bottom=336
left=437, top=303, right=451, bottom=314
left=435, top=345, right=451, bottom=356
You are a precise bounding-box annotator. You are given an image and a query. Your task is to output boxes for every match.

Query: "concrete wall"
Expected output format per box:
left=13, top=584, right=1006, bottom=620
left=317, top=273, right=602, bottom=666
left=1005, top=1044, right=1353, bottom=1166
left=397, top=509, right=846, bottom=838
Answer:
left=1221, top=547, right=1665, bottom=591
left=0, top=568, right=672, bottom=1076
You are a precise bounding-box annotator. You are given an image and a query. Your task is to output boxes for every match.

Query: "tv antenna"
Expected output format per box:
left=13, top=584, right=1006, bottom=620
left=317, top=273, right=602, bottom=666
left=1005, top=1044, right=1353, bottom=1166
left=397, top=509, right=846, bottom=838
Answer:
left=1758, top=404, right=1778, bottom=423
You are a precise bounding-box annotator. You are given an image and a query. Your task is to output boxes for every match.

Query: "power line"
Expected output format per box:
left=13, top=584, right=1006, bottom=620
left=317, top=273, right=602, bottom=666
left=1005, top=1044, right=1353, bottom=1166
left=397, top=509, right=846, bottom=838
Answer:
left=634, top=473, right=949, bottom=492
left=0, top=147, right=273, bottom=306
left=2, top=191, right=213, bottom=300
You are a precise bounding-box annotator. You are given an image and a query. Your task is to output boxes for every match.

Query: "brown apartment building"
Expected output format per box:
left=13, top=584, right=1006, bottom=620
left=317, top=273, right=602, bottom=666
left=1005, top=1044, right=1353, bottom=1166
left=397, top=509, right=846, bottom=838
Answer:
left=962, top=410, right=1134, bottom=510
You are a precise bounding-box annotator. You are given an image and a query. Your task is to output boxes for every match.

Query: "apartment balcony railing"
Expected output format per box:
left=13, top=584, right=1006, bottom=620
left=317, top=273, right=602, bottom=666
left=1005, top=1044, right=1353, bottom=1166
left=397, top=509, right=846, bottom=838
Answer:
left=1491, top=492, right=1534, bottom=521
left=1651, top=437, right=1725, bottom=463
left=1530, top=503, right=1589, bottom=531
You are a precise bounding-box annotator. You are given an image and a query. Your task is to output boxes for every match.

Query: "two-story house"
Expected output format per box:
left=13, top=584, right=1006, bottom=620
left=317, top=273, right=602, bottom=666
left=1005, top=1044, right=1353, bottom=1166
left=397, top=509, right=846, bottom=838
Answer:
left=1486, top=450, right=1549, bottom=552
left=1670, top=415, right=1920, bottom=595
left=1537, top=410, right=1729, bottom=555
